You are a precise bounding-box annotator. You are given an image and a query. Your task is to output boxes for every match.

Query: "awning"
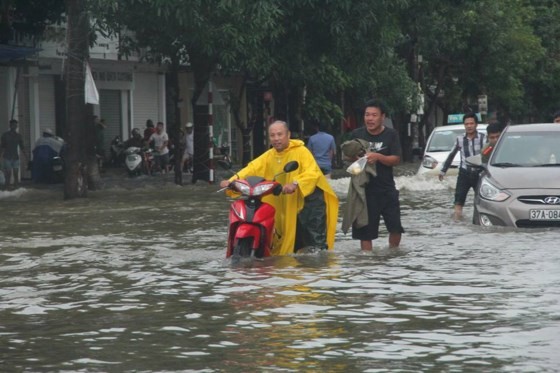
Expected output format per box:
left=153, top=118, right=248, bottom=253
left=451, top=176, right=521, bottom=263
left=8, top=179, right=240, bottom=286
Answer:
left=0, top=44, right=40, bottom=62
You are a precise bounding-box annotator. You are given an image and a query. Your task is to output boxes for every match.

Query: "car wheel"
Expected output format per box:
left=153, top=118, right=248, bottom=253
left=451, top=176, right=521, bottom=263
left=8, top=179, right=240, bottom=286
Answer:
left=472, top=205, right=481, bottom=225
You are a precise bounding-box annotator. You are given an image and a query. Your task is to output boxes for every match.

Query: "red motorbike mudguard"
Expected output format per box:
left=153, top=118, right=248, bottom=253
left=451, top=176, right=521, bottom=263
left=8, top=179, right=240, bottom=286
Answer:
left=234, top=224, right=262, bottom=248
left=226, top=223, right=262, bottom=258
left=226, top=201, right=276, bottom=258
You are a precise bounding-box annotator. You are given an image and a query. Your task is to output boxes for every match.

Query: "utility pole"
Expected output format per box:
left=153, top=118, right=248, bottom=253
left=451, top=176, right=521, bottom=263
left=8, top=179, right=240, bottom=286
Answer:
left=64, top=0, right=89, bottom=199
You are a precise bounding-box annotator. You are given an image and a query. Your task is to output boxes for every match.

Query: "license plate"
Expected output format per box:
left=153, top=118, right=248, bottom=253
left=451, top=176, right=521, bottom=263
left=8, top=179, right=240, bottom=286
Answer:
left=529, top=209, right=560, bottom=221
left=53, top=165, right=63, bottom=171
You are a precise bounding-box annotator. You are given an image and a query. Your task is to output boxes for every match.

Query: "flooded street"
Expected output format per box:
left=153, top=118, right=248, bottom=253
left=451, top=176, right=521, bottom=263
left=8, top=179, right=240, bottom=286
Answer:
left=1, top=164, right=559, bottom=372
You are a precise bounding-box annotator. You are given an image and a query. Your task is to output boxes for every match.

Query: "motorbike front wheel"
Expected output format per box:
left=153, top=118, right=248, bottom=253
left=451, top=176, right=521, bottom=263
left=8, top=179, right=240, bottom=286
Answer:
left=233, top=237, right=253, bottom=258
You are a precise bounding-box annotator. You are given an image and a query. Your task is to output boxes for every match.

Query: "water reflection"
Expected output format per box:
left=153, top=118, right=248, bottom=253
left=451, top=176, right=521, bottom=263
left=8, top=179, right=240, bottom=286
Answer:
left=1, top=167, right=559, bottom=371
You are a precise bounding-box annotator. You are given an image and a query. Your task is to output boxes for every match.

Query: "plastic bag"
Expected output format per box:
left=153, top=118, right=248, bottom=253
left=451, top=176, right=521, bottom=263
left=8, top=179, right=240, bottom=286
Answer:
left=346, top=156, right=367, bottom=175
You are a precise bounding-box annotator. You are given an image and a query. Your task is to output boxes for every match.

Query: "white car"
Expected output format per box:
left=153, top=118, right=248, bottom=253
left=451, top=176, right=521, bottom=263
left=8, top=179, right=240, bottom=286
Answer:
left=417, top=123, right=487, bottom=176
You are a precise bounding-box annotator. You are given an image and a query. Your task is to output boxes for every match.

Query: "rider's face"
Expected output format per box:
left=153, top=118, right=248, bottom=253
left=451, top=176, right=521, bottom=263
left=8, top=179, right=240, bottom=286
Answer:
left=268, top=123, right=290, bottom=152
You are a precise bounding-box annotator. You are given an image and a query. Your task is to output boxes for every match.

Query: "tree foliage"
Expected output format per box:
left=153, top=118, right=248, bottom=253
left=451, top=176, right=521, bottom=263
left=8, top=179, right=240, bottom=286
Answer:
left=0, top=0, right=65, bottom=44
left=523, top=0, right=560, bottom=121
left=401, top=0, right=543, bottom=121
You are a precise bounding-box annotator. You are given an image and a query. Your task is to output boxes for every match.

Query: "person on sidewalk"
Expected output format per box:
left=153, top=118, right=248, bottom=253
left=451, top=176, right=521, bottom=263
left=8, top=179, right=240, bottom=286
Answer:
left=1, top=119, right=27, bottom=190
left=149, top=122, right=170, bottom=174
left=182, top=122, right=194, bottom=173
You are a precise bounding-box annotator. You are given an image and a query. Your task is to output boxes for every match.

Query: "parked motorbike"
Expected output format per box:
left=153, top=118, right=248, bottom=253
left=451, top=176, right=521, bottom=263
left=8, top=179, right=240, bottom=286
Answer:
left=110, top=135, right=125, bottom=166
left=221, top=160, right=299, bottom=260
left=124, top=147, right=153, bottom=176
left=51, top=155, right=64, bottom=183
left=216, top=143, right=232, bottom=169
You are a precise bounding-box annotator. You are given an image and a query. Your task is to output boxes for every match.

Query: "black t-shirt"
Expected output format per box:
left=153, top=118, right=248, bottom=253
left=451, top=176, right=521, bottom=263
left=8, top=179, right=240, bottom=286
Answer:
left=351, top=126, right=402, bottom=192
left=1, top=130, right=25, bottom=160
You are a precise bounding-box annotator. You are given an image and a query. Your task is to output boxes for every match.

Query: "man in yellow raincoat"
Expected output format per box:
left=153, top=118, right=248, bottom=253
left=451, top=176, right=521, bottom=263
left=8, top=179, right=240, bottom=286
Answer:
left=219, top=120, right=338, bottom=255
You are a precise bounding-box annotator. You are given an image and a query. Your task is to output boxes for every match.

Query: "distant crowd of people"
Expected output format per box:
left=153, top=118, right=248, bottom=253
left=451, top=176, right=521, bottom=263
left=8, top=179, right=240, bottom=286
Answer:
left=95, top=117, right=194, bottom=176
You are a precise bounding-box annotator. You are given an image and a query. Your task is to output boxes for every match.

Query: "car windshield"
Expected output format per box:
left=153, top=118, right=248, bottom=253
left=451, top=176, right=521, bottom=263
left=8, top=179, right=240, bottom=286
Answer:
left=426, top=129, right=464, bottom=152
left=491, top=131, right=560, bottom=167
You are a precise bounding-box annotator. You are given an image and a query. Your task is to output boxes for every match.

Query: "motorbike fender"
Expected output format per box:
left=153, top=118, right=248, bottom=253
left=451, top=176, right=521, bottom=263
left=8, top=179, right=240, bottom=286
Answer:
left=233, top=224, right=262, bottom=248
left=226, top=223, right=262, bottom=258
left=226, top=201, right=275, bottom=258
left=125, top=154, right=142, bottom=171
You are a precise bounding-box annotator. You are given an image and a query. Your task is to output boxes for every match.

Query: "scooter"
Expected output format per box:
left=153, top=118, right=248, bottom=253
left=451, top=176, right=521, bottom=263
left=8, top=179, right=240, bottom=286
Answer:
left=51, top=155, right=64, bottom=183
left=124, top=147, right=153, bottom=176
left=222, top=161, right=299, bottom=259
left=110, top=135, right=125, bottom=166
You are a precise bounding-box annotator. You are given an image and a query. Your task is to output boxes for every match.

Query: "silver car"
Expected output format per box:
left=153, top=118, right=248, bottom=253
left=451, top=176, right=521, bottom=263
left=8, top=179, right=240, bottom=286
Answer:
left=471, top=123, right=560, bottom=227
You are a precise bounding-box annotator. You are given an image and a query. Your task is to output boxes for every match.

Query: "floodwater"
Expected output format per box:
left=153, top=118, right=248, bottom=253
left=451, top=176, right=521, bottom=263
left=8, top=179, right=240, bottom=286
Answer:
left=1, top=164, right=559, bottom=372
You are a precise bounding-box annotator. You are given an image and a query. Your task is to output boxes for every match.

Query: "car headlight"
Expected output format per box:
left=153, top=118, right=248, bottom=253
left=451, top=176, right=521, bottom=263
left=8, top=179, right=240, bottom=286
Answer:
left=479, top=177, right=510, bottom=202
left=421, top=155, right=438, bottom=169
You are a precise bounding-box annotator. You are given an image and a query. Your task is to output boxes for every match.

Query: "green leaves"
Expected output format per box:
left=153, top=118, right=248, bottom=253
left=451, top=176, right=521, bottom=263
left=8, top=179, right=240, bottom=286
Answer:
left=83, top=0, right=558, bottom=122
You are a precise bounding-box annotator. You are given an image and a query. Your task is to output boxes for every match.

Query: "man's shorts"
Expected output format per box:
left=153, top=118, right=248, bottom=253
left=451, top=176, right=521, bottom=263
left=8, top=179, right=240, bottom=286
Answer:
left=155, top=153, right=170, bottom=169
left=454, top=168, right=480, bottom=206
left=2, top=158, right=20, bottom=170
left=352, top=188, right=404, bottom=241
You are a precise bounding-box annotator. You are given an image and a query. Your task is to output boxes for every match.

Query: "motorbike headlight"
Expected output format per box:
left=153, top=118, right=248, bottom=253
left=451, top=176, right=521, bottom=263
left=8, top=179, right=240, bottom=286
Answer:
left=479, top=177, right=510, bottom=202
left=421, top=155, right=438, bottom=169
left=253, top=183, right=275, bottom=196
left=232, top=181, right=250, bottom=196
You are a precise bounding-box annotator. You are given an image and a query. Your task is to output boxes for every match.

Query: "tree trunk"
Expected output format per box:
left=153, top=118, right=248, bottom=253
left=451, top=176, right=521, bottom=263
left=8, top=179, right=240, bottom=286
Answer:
left=86, top=106, right=102, bottom=190
left=166, top=61, right=184, bottom=185
left=64, top=0, right=89, bottom=199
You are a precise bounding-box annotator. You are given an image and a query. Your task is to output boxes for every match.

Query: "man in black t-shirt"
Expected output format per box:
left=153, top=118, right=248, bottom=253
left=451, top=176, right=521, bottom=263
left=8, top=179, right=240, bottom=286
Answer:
left=1, top=119, right=26, bottom=190
left=350, top=99, right=404, bottom=251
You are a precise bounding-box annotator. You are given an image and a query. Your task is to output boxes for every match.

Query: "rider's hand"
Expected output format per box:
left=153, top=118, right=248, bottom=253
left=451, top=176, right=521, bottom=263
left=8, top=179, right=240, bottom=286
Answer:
left=219, top=180, right=230, bottom=188
left=282, top=182, right=298, bottom=194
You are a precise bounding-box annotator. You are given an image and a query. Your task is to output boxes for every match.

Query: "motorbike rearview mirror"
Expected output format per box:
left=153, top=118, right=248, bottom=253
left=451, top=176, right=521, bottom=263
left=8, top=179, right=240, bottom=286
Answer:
left=283, top=161, right=299, bottom=173
left=273, top=161, right=299, bottom=180
left=217, top=160, right=232, bottom=170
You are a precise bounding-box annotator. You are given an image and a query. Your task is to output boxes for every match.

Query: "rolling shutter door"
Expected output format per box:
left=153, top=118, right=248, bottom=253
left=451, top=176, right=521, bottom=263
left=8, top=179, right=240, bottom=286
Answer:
left=38, top=75, right=56, bottom=135
left=133, top=73, right=159, bottom=129
left=99, top=89, right=122, bottom=155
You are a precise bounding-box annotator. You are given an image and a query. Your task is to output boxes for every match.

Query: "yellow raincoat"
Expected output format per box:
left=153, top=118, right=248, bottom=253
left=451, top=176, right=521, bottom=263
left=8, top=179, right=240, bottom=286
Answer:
left=228, top=139, right=338, bottom=255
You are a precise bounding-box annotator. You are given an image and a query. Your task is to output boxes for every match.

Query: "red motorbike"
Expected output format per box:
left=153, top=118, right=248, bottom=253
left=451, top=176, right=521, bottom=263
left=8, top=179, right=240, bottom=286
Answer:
left=222, top=161, right=299, bottom=259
